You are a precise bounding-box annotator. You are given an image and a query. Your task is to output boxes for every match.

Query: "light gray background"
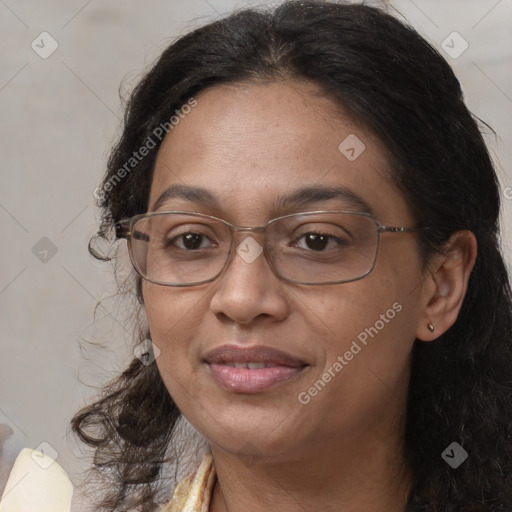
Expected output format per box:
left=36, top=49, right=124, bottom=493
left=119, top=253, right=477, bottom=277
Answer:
left=1, top=0, right=511, bottom=506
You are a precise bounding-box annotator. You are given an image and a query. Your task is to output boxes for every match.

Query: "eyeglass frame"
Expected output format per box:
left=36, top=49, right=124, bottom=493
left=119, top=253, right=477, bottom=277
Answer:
left=115, top=210, right=428, bottom=287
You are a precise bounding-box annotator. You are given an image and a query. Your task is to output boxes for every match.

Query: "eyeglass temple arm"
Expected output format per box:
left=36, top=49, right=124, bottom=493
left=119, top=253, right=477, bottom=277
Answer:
left=378, top=226, right=430, bottom=233
left=115, top=220, right=131, bottom=239
left=115, top=220, right=152, bottom=243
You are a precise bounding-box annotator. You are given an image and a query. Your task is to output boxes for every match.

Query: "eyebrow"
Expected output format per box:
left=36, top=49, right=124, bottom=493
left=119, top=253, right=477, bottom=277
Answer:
left=151, top=183, right=373, bottom=215
left=152, top=184, right=220, bottom=211
left=275, top=185, right=373, bottom=215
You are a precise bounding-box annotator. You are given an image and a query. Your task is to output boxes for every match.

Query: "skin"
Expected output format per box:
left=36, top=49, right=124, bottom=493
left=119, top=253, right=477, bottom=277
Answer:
left=142, top=81, right=476, bottom=511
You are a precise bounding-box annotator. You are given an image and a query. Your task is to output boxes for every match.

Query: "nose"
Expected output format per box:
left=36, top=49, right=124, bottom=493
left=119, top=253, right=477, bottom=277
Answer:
left=209, top=235, right=291, bottom=325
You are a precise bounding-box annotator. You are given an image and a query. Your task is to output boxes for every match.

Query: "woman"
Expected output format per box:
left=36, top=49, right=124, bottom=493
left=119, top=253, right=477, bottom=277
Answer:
left=71, top=1, right=512, bottom=511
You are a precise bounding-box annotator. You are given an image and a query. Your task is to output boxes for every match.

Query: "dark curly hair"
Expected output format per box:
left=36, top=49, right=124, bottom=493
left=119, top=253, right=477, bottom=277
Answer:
left=72, top=1, right=512, bottom=510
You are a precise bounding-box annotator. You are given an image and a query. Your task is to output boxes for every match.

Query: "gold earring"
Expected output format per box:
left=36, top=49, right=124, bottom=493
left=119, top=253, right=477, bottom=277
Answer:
left=427, top=323, right=435, bottom=332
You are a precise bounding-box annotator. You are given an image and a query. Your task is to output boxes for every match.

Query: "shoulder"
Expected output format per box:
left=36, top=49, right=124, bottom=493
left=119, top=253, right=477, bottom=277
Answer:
left=0, top=447, right=73, bottom=511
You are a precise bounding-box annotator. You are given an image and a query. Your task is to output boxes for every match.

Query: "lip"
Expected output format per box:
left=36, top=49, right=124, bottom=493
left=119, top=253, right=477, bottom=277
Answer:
left=203, top=344, right=309, bottom=393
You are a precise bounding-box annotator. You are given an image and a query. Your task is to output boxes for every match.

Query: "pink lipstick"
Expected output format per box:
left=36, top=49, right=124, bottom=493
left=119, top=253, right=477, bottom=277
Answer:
left=204, top=345, right=308, bottom=393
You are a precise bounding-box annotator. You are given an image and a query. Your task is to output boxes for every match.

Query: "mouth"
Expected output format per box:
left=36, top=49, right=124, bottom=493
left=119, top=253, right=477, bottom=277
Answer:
left=203, top=344, right=309, bottom=393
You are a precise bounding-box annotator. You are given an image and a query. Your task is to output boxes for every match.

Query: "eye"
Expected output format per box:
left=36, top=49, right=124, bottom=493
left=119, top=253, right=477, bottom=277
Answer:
left=295, top=231, right=347, bottom=252
left=167, top=231, right=216, bottom=250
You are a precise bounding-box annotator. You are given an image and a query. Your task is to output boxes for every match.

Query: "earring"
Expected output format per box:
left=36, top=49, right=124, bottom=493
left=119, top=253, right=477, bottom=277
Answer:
left=427, top=323, right=435, bottom=332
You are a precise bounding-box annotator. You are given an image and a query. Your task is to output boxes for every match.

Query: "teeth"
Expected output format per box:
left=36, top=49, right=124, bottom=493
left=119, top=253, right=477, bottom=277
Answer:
left=221, top=362, right=272, bottom=369
left=247, top=362, right=265, bottom=370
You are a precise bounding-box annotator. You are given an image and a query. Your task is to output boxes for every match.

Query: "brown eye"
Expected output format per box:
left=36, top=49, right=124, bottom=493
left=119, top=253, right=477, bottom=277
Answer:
left=167, top=232, right=214, bottom=250
left=303, top=233, right=329, bottom=251
left=294, top=232, right=348, bottom=252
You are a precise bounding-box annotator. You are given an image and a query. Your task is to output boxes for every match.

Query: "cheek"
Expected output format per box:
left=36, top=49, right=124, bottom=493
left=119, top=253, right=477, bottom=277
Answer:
left=143, top=283, right=209, bottom=340
left=143, top=285, right=198, bottom=374
left=142, top=284, right=213, bottom=400
left=308, top=273, right=404, bottom=344
left=295, top=290, right=414, bottom=439
left=143, top=289, right=194, bottom=411
left=301, top=256, right=420, bottom=399
left=144, top=286, right=178, bottom=339
left=319, top=290, right=410, bottom=378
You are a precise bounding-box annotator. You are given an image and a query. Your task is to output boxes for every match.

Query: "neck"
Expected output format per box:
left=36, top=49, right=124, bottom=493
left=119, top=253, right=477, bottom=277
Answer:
left=209, top=426, right=412, bottom=512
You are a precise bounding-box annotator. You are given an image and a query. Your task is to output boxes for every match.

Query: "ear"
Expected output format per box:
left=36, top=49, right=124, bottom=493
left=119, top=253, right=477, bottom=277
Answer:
left=416, top=230, right=477, bottom=341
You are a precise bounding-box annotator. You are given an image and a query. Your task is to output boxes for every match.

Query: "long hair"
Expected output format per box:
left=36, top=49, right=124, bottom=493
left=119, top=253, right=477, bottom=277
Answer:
left=72, top=2, right=512, bottom=510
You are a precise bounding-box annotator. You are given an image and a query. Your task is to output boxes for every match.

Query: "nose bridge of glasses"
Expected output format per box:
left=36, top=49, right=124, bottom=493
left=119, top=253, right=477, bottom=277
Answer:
left=228, top=224, right=268, bottom=247
left=220, top=224, right=276, bottom=277
left=231, top=224, right=266, bottom=234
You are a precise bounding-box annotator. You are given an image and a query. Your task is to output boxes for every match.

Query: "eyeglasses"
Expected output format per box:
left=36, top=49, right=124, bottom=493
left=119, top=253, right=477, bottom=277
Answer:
left=116, top=210, right=425, bottom=286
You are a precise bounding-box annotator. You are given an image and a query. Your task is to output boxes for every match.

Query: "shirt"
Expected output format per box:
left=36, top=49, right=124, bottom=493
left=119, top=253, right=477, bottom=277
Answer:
left=160, top=453, right=216, bottom=512
left=0, top=449, right=215, bottom=512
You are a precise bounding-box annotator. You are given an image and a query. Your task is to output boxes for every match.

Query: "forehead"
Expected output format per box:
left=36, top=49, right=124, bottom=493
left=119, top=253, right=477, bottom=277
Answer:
left=149, top=81, right=411, bottom=224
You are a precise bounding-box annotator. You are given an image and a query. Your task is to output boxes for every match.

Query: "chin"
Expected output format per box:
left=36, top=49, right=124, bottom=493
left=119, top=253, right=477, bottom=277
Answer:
left=190, top=405, right=302, bottom=452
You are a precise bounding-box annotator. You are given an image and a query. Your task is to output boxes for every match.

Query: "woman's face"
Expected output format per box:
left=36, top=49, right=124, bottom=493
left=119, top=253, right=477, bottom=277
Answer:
left=143, top=81, right=427, bottom=461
